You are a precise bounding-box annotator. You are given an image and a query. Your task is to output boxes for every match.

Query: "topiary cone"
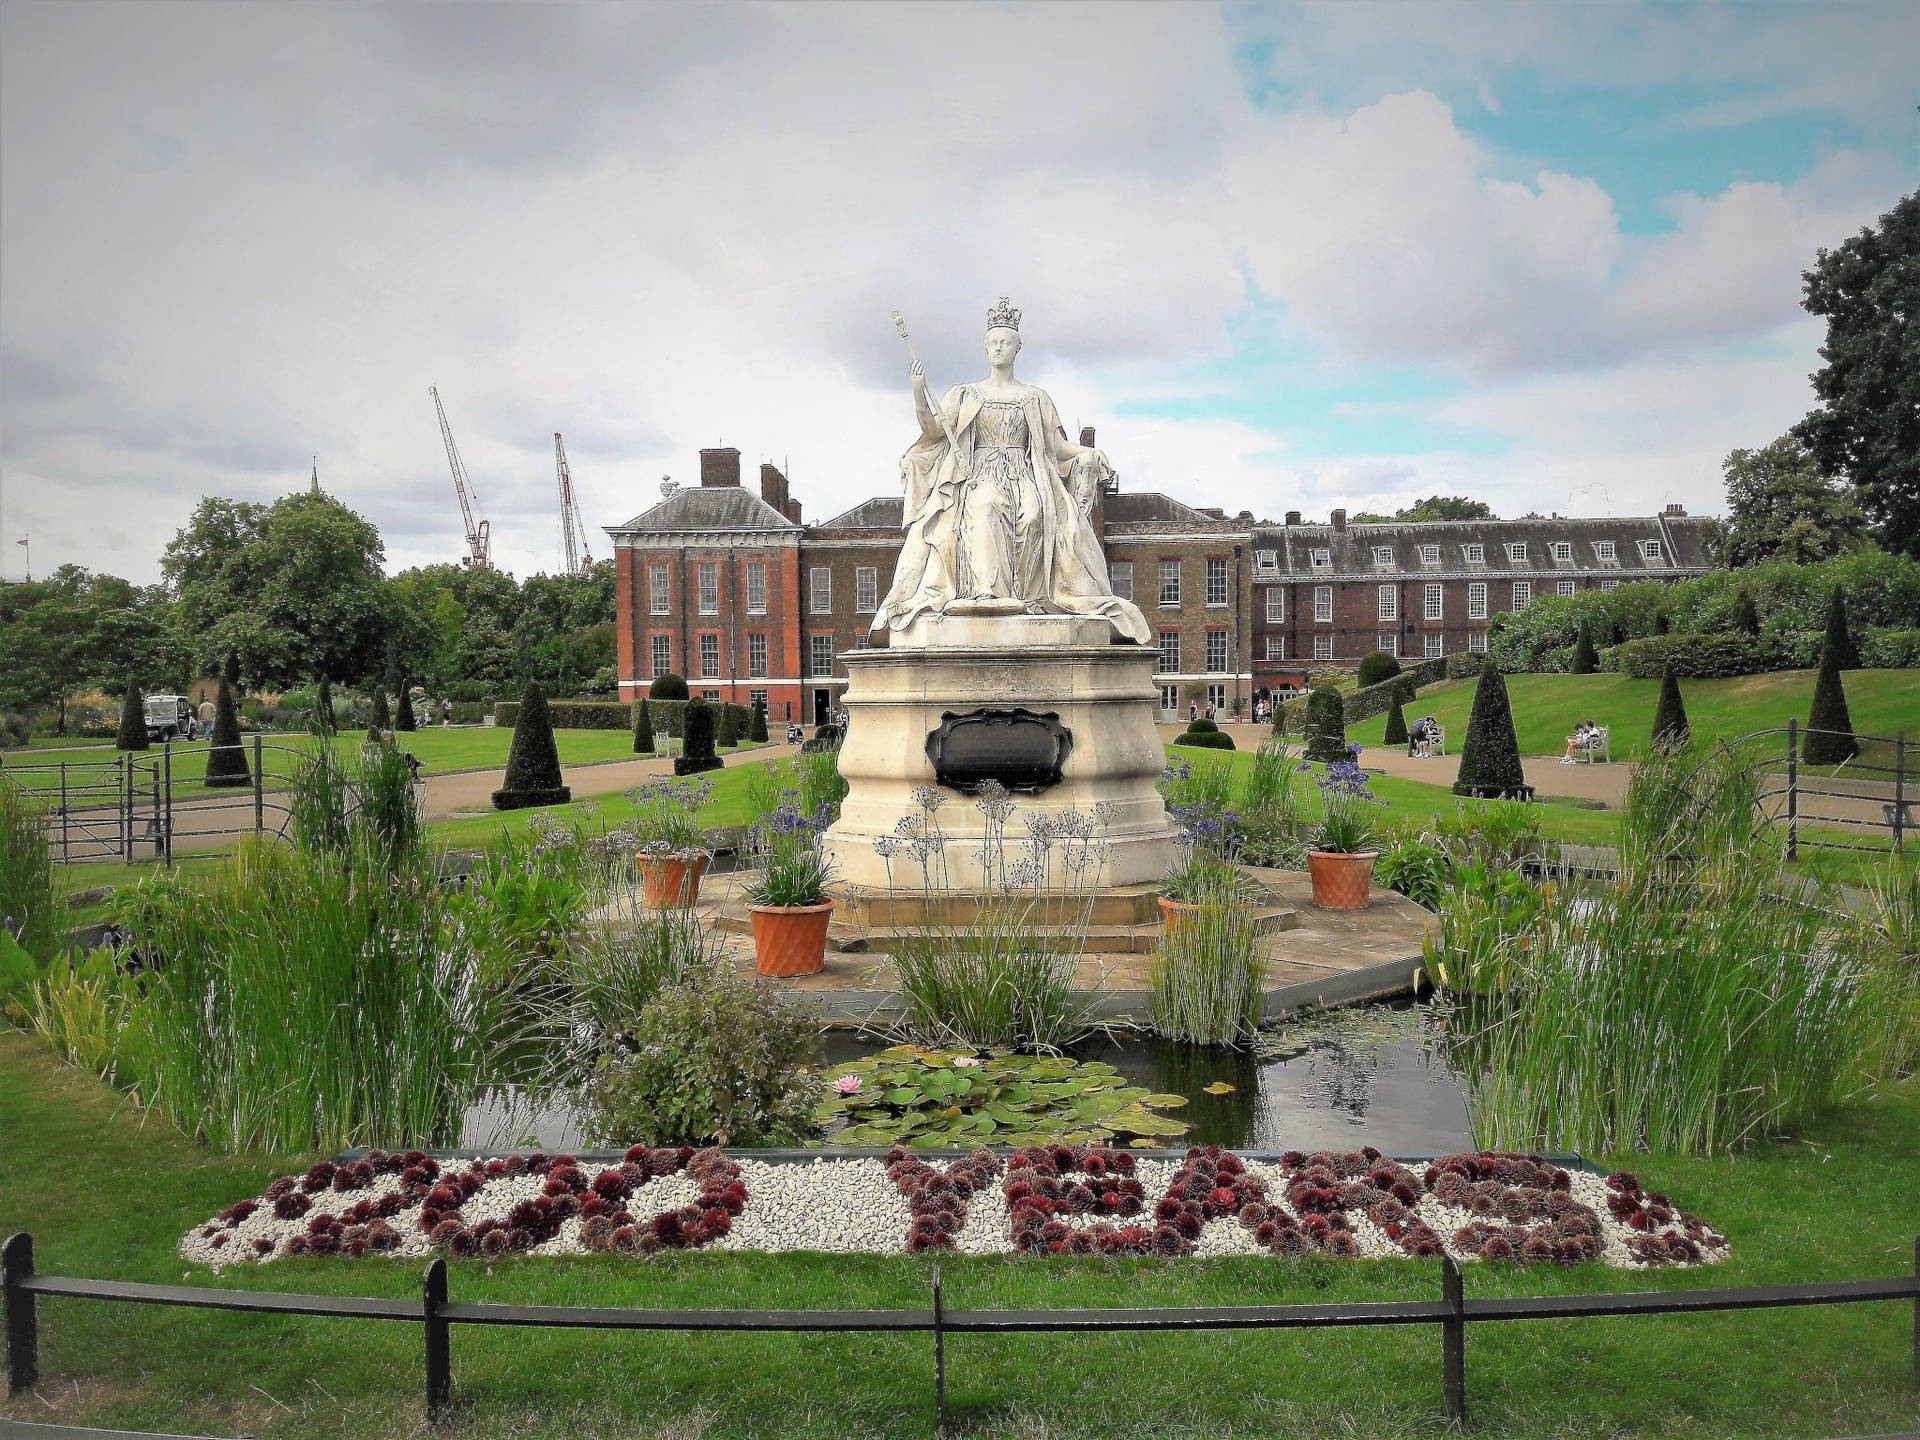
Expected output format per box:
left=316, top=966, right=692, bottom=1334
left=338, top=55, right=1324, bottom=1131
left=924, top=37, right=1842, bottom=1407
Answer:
left=393, top=675, right=415, bottom=731
left=204, top=656, right=251, bottom=787
left=369, top=686, right=391, bottom=732
left=1303, top=687, right=1348, bottom=763
left=1452, top=660, right=1527, bottom=798
left=717, top=701, right=739, bottom=748
left=1382, top=679, right=1410, bottom=747
left=633, top=697, right=655, bottom=754
left=675, top=697, right=723, bottom=777
left=1572, top=621, right=1598, bottom=675
left=1802, top=636, right=1858, bottom=765
left=749, top=699, right=768, bottom=744
left=1819, top=585, right=1859, bottom=671
left=116, top=679, right=149, bottom=751
left=1650, top=662, right=1690, bottom=751
left=492, top=681, right=571, bottom=810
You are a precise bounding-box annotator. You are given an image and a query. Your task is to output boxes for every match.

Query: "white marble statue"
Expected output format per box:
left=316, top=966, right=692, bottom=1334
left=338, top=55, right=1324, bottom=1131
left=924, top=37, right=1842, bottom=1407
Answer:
left=871, top=299, right=1152, bottom=643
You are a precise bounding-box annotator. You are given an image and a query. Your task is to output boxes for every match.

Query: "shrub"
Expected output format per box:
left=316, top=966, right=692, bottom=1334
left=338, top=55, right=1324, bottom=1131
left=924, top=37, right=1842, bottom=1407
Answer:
left=493, top=682, right=572, bottom=810
left=393, top=675, right=415, bottom=731
left=1445, top=652, right=1482, bottom=679
left=1651, top=664, right=1691, bottom=750
left=1804, top=637, right=1858, bottom=765
left=1729, top=591, right=1760, bottom=637
left=799, top=722, right=842, bottom=754
left=716, top=701, right=739, bottom=748
left=356, top=742, right=424, bottom=867
left=493, top=699, right=635, bottom=730
left=369, top=686, right=391, bottom=732
left=289, top=740, right=354, bottom=856
left=1571, top=621, right=1598, bottom=674
left=649, top=672, right=690, bottom=701
left=632, top=698, right=654, bottom=754
left=1861, top=629, right=1920, bottom=668
left=1357, top=650, right=1401, bottom=688
left=888, top=902, right=1095, bottom=1052
left=203, top=659, right=250, bottom=788
left=115, top=680, right=148, bottom=751
left=1176, top=730, right=1235, bottom=751
left=1382, top=679, right=1410, bottom=747
left=572, top=902, right=724, bottom=1034
left=590, top=968, right=822, bottom=1147
left=749, top=700, right=769, bottom=743
left=1149, top=897, right=1263, bottom=1046
left=1302, top=687, right=1348, bottom=763
left=1452, top=662, right=1527, bottom=798
left=1822, top=585, right=1860, bottom=669
left=675, top=699, right=723, bottom=777
left=1373, top=836, right=1449, bottom=910
left=1187, top=717, right=1219, bottom=735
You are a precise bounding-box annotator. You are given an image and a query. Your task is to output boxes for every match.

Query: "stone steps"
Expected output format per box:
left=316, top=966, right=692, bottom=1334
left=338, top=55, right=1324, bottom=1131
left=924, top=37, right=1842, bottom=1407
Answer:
left=714, top=903, right=1300, bottom=956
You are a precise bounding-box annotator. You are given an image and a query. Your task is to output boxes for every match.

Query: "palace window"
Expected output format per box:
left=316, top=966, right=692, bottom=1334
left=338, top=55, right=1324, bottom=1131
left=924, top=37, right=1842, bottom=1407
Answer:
left=1254, top=549, right=1279, bottom=575
left=1558, top=580, right=1577, bottom=597
left=649, top=562, right=671, bottom=615
left=809, top=567, right=831, bottom=614
left=1205, top=630, right=1229, bottom=671
left=1425, top=582, right=1443, bottom=621
left=650, top=633, right=671, bottom=677
left=809, top=634, right=835, bottom=677
left=1205, top=558, right=1229, bottom=607
left=1600, top=579, right=1619, bottom=592
left=1378, top=584, right=1397, bottom=622
left=1109, top=561, right=1133, bottom=600
left=1158, top=559, right=1181, bottom=606
left=1157, top=630, right=1181, bottom=674
left=1419, top=544, right=1440, bottom=565
left=1468, top=581, right=1487, bottom=619
left=1313, top=585, right=1332, bottom=622
left=1511, top=580, right=1532, bottom=611
left=748, top=633, right=767, bottom=678
left=698, top=633, right=719, bottom=679
left=745, top=561, right=767, bottom=614
left=1550, top=541, right=1573, bottom=562
left=1506, top=542, right=1527, bottom=564
left=1639, top=539, right=1664, bottom=562
left=1265, top=587, right=1284, bottom=623
left=1309, top=547, right=1332, bottom=569
left=1264, top=635, right=1285, bottom=660
left=1462, top=543, right=1485, bottom=565
left=1424, top=634, right=1443, bottom=658
left=1377, top=634, right=1398, bottom=657
left=697, top=563, right=718, bottom=615
left=1468, top=631, right=1487, bottom=653
left=1593, top=540, right=1618, bottom=563
left=1313, top=635, right=1333, bottom=661
left=1372, top=545, right=1395, bottom=568
left=855, top=567, right=878, bottom=613
left=749, top=689, right=768, bottom=713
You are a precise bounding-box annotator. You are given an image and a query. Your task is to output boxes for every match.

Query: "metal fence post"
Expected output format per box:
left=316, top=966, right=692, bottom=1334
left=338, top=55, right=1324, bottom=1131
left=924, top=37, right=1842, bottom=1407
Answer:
left=1912, top=1235, right=1918, bottom=1394
left=933, top=1262, right=947, bottom=1438
left=4, top=1232, right=37, bottom=1395
left=58, top=761, right=68, bottom=863
left=1894, top=732, right=1907, bottom=856
left=161, top=741, right=174, bottom=868
left=424, top=1257, right=450, bottom=1423
left=253, top=734, right=265, bottom=834
left=1442, top=1253, right=1465, bottom=1426
left=1785, top=719, right=1799, bottom=861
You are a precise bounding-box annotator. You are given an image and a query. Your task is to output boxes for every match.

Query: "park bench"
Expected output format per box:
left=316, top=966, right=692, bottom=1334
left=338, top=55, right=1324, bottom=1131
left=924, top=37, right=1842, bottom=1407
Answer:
left=1575, top=726, right=1611, bottom=764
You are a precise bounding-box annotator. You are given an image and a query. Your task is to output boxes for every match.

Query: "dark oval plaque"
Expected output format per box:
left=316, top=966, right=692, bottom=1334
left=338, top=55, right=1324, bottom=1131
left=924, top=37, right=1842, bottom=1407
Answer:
left=925, top=708, right=1073, bottom=795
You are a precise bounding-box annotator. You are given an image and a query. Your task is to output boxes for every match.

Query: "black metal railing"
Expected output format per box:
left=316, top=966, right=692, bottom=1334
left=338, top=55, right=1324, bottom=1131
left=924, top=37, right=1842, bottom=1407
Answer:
left=6, top=1232, right=1916, bottom=1432
left=1758, top=720, right=1911, bottom=858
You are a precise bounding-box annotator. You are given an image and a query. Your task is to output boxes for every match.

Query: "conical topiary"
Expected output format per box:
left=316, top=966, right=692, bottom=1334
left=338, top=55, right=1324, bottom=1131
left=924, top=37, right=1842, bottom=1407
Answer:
left=1571, top=621, right=1598, bottom=675
left=633, top=697, right=655, bottom=754
left=315, top=675, right=335, bottom=735
left=116, top=680, right=149, bottom=751
left=1651, top=663, right=1690, bottom=751
left=1452, top=661, right=1528, bottom=798
left=1303, top=687, right=1348, bottom=763
left=675, top=697, right=723, bottom=777
left=1803, top=622, right=1859, bottom=765
left=1729, top=591, right=1760, bottom=637
left=1653, top=611, right=1670, bottom=636
left=492, top=681, right=571, bottom=810
left=749, top=699, right=768, bottom=743
left=369, top=687, right=391, bottom=732
left=1382, top=679, right=1410, bottom=747
left=1820, top=586, right=1859, bottom=671
left=204, top=656, right=251, bottom=788
left=716, top=701, right=739, bottom=749
left=394, top=676, right=415, bottom=731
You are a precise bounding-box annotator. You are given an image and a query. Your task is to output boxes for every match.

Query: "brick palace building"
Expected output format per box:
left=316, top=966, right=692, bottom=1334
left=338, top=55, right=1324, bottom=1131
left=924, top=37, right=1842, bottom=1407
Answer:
left=606, top=444, right=1714, bottom=726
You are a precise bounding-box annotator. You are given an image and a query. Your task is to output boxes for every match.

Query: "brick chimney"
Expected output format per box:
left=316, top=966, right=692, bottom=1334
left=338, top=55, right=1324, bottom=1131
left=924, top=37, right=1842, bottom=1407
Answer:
left=759, top=462, right=789, bottom=514
left=699, top=447, right=741, bottom=487
left=785, top=499, right=803, bottom=524
left=1285, top=510, right=1301, bottom=526
left=1079, top=426, right=1096, bottom=447
left=1331, top=507, right=1347, bottom=531
left=1663, top=502, right=1686, bottom=516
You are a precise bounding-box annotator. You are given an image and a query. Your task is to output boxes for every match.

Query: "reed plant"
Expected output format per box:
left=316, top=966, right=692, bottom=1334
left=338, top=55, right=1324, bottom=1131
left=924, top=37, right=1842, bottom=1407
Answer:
left=0, top=780, right=58, bottom=963
left=1148, top=882, right=1264, bottom=1047
left=571, top=897, right=726, bottom=1042
left=888, top=902, right=1092, bottom=1052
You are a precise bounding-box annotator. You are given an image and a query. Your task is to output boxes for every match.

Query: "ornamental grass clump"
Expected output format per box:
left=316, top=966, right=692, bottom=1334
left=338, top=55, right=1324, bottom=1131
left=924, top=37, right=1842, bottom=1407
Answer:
left=1149, top=884, right=1264, bottom=1046
left=0, top=781, right=57, bottom=968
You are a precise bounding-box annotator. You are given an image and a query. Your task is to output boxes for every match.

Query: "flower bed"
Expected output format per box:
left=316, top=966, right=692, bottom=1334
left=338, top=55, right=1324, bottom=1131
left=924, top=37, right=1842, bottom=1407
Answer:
left=181, top=1146, right=1728, bottom=1271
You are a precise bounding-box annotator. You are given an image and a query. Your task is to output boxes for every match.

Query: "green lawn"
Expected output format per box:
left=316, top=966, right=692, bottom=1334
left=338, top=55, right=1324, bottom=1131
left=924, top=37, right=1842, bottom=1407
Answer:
left=3, top=1030, right=1917, bottom=1438
left=1348, top=669, right=1920, bottom=759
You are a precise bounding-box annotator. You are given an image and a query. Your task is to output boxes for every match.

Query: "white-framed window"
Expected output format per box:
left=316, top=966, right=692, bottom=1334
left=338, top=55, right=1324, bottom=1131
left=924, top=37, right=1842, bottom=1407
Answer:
left=1309, top=547, right=1332, bottom=569
left=1511, top=580, right=1532, bottom=611
left=1377, top=634, right=1398, bottom=657
left=1254, top=548, right=1279, bottom=575
left=649, top=561, right=671, bottom=615
left=1378, top=584, right=1398, bottom=621
left=1313, top=635, right=1333, bottom=661
left=1557, top=580, right=1577, bottom=597
left=1550, top=541, right=1573, bottom=562
left=1264, top=635, right=1285, bottom=660
left=1205, top=631, right=1229, bottom=671
left=1158, top=559, right=1181, bottom=606
left=1468, top=631, right=1488, bottom=653
left=1265, top=587, right=1284, bottom=623
left=698, top=633, right=720, bottom=679
left=748, top=688, right=768, bottom=714
left=1206, top=682, right=1227, bottom=711
left=1463, top=543, right=1485, bottom=565
left=748, top=633, right=767, bottom=678
left=1419, top=544, right=1440, bottom=565
left=1158, top=684, right=1180, bottom=714
left=1639, top=539, right=1664, bottom=562
left=1157, top=630, right=1181, bottom=674
left=1109, top=561, right=1133, bottom=600
left=809, top=567, right=831, bottom=614
left=1205, top=558, right=1229, bottom=607
left=1593, top=540, right=1618, bottom=563
left=1600, top=578, right=1620, bottom=592
left=1506, top=542, right=1527, bottom=564
left=745, top=561, right=767, bottom=614
left=809, top=634, right=835, bottom=676
left=854, top=631, right=870, bottom=648
left=1371, top=545, right=1395, bottom=568
left=855, top=566, right=878, bottom=613
left=1424, top=582, right=1443, bottom=621
left=1468, top=581, right=1488, bottom=619
left=701, top=689, right=721, bottom=702
left=1313, top=585, right=1332, bottom=623
left=1424, top=633, right=1444, bottom=658
left=697, top=562, right=719, bottom=615
left=650, top=633, right=671, bottom=677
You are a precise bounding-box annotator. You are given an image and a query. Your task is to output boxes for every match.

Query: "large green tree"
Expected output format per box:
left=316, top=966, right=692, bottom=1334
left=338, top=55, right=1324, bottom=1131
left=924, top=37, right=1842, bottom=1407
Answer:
left=0, top=567, right=183, bottom=730
left=1351, top=496, right=1498, bottom=524
left=1793, top=190, right=1920, bottom=558
left=1712, top=434, right=1867, bottom=567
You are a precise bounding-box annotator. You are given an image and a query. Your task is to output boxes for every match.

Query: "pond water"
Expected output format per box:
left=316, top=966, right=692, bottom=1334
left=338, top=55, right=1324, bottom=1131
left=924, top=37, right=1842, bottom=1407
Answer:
left=460, top=1000, right=1474, bottom=1156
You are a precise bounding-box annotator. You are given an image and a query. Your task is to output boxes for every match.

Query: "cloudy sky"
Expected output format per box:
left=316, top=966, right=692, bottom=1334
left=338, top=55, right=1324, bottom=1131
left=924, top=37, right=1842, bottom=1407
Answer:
left=2, top=1, right=1915, bottom=584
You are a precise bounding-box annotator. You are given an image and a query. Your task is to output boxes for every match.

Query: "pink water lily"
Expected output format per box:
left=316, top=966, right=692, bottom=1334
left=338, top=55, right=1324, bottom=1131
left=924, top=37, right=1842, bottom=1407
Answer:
left=952, top=1056, right=984, bottom=1068
left=834, top=1075, right=864, bottom=1095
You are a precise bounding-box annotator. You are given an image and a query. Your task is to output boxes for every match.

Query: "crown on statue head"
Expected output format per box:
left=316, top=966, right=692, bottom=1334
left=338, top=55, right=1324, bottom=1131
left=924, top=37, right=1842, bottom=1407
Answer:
left=985, top=296, right=1022, bottom=333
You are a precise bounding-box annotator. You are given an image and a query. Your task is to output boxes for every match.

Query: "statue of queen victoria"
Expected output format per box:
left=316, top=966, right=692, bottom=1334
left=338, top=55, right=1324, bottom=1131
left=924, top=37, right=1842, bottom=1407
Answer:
left=871, top=298, right=1152, bottom=644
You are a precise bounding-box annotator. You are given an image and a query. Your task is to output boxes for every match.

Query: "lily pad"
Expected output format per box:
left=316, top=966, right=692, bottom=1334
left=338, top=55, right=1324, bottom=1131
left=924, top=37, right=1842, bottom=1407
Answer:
left=1201, top=1082, right=1237, bottom=1095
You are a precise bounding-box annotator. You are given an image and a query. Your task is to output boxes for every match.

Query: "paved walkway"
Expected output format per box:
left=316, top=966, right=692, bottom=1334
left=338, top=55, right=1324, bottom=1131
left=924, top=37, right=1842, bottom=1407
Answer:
left=424, top=743, right=798, bottom=821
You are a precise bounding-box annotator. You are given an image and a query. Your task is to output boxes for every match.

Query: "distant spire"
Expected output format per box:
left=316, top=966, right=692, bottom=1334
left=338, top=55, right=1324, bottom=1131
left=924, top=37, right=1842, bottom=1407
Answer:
left=311, top=456, right=320, bottom=493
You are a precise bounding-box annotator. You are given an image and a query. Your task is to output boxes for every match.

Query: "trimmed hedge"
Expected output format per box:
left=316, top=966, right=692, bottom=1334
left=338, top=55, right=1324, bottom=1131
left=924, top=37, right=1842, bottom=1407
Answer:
left=1187, top=717, right=1220, bottom=734
left=1303, top=688, right=1349, bottom=763
left=1278, top=656, right=1447, bottom=734
left=492, top=681, right=571, bottom=810
left=649, top=672, right=690, bottom=700
left=1382, top=680, right=1409, bottom=747
left=749, top=700, right=768, bottom=744
left=1356, top=650, right=1401, bottom=688
left=1651, top=665, right=1690, bottom=750
left=633, top=699, right=655, bottom=754
left=1175, top=729, right=1236, bottom=750
left=675, top=698, right=723, bottom=776
left=1862, top=629, right=1920, bottom=669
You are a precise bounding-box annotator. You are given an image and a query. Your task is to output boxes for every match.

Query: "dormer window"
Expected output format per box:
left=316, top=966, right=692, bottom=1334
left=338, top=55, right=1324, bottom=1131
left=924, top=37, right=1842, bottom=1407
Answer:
left=1639, top=539, right=1664, bottom=562
left=1371, top=545, right=1395, bottom=568
left=1254, top=549, right=1279, bottom=574
left=1309, top=548, right=1332, bottom=569
left=1462, top=544, right=1485, bottom=565
left=1419, top=544, right=1440, bottom=565
left=1550, top=541, right=1573, bottom=562
left=1506, top=542, right=1527, bottom=564
left=1592, top=540, right=1618, bottom=563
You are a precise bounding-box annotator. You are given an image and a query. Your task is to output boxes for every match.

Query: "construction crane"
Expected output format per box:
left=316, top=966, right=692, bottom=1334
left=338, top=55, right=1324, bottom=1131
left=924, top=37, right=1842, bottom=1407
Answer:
left=553, top=432, right=593, bottom=573
left=429, top=386, right=491, bottom=568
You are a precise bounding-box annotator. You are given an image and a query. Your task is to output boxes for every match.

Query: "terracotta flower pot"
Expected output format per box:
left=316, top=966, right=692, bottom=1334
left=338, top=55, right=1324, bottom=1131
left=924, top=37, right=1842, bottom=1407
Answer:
left=638, top=851, right=711, bottom=909
left=1307, top=850, right=1377, bottom=910
left=1156, top=895, right=1202, bottom=938
left=749, top=900, right=834, bottom=977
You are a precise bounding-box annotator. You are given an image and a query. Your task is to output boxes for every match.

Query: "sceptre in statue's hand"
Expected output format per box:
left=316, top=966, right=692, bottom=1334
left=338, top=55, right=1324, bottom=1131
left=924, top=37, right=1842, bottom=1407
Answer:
left=892, top=310, right=965, bottom=465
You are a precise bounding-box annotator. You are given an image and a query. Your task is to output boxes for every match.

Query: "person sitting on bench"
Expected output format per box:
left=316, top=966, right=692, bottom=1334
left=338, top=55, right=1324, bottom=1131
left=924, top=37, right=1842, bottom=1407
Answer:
left=1563, top=720, right=1595, bottom=763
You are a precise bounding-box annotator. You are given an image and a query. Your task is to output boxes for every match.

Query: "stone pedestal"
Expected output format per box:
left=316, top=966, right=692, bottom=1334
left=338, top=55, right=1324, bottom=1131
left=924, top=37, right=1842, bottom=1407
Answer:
left=822, top=614, right=1181, bottom=890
